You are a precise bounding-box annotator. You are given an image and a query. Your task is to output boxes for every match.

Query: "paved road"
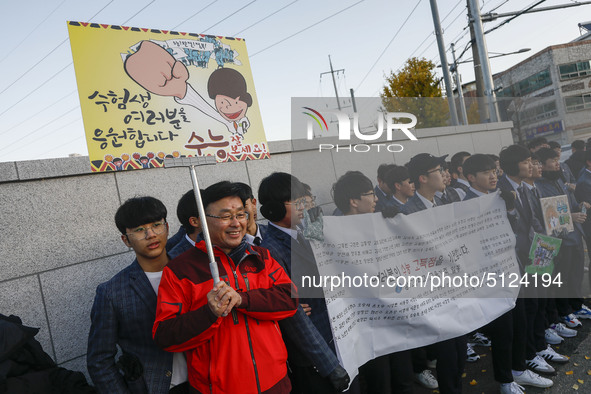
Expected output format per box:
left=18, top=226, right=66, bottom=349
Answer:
left=413, top=273, right=591, bottom=393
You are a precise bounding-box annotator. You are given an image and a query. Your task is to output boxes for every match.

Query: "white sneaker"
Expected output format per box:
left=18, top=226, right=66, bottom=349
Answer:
left=537, top=344, right=569, bottom=363
left=512, top=370, right=553, bottom=388
left=500, top=382, right=525, bottom=394
left=415, top=369, right=438, bottom=389
left=526, top=355, right=555, bottom=374
left=550, top=322, right=577, bottom=338
left=469, top=332, right=491, bottom=347
left=575, top=304, right=591, bottom=320
left=426, top=359, right=437, bottom=369
left=545, top=328, right=564, bottom=344
left=561, top=313, right=582, bottom=328
left=466, top=343, right=480, bottom=362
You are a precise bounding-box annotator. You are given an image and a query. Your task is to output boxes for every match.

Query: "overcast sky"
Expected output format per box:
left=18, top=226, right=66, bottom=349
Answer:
left=0, top=0, right=589, bottom=162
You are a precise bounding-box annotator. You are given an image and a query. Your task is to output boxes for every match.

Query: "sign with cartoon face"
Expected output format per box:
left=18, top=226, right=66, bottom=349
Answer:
left=540, top=195, right=574, bottom=235
left=68, top=22, right=269, bottom=172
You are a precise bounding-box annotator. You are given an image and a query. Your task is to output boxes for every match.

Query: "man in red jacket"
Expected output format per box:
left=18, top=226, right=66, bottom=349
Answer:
left=153, top=181, right=298, bottom=394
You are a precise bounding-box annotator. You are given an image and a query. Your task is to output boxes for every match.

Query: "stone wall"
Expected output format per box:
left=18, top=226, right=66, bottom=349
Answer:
left=0, top=122, right=513, bottom=379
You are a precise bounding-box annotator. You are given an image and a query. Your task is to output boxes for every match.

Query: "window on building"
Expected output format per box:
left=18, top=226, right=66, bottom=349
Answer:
left=517, top=69, right=552, bottom=96
left=559, top=60, right=591, bottom=81
left=520, top=101, right=558, bottom=124
left=496, top=69, right=552, bottom=98
left=565, top=93, right=591, bottom=112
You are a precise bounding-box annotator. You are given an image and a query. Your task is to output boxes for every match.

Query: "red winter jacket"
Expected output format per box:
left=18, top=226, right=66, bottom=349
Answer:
left=153, top=241, right=298, bottom=394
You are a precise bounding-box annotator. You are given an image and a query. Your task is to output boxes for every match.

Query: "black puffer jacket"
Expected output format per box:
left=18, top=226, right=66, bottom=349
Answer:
left=0, top=314, right=95, bottom=394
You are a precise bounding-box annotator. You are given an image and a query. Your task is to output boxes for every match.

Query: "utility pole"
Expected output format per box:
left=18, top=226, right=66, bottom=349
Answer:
left=350, top=88, right=357, bottom=113
left=468, top=0, right=499, bottom=122
left=467, top=0, right=487, bottom=123
left=429, top=0, right=459, bottom=126
left=451, top=43, right=469, bottom=125
left=320, top=55, right=345, bottom=111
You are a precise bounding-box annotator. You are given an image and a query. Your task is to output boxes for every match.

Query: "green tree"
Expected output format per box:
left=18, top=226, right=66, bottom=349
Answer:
left=381, top=57, right=449, bottom=128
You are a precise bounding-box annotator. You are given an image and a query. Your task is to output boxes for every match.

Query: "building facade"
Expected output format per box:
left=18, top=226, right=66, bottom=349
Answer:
left=493, top=38, right=591, bottom=145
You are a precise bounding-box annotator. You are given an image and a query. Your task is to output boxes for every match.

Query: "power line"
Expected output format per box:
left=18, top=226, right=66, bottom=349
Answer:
left=0, top=63, right=72, bottom=119
left=121, top=0, right=156, bottom=26
left=355, top=0, right=423, bottom=92
left=233, top=0, right=300, bottom=36
left=0, top=37, right=69, bottom=96
left=201, top=0, right=258, bottom=33
left=0, top=106, right=79, bottom=154
left=8, top=116, right=82, bottom=155
left=44, top=134, right=85, bottom=156
left=0, top=90, right=77, bottom=137
left=396, top=0, right=465, bottom=72
left=0, top=0, right=67, bottom=65
left=0, top=0, right=115, bottom=97
left=484, top=0, right=546, bottom=35
left=250, top=0, right=365, bottom=57
left=172, top=0, right=218, bottom=30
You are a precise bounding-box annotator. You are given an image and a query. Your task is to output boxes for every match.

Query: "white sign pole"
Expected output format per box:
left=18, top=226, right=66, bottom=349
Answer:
left=165, top=156, right=220, bottom=284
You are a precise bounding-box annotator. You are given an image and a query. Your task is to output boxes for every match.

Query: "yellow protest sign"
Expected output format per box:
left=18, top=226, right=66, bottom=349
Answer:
left=68, top=22, right=269, bottom=172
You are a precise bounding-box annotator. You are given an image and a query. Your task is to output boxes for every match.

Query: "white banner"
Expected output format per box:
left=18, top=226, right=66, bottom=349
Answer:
left=308, top=192, right=520, bottom=381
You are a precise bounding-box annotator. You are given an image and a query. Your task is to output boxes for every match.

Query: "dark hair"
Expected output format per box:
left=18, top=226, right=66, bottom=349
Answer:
left=115, top=196, right=167, bottom=234
left=527, top=137, right=547, bottom=151
left=377, top=163, right=396, bottom=181
left=450, top=151, right=471, bottom=175
left=234, top=182, right=254, bottom=200
left=384, top=166, right=410, bottom=190
left=258, top=172, right=306, bottom=222
left=176, top=189, right=202, bottom=234
left=572, top=140, right=585, bottom=151
left=548, top=141, right=561, bottom=150
left=584, top=149, right=591, bottom=164
left=531, top=152, right=541, bottom=163
left=462, top=154, right=496, bottom=178
left=499, top=145, right=531, bottom=176
left=207, top=68, right=252, bottom=107
left=332, top=171, right=373, bottom=214
left=202, top=181, right=246, bottom=212
left=536, top=147, right=559, bottom=165
left=487, top=154, right=499, bottom=162
left=301, top=182, right=313, bottom=197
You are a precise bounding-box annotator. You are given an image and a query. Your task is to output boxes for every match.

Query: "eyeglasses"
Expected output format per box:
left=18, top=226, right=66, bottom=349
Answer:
left=206, top=212, right=249, bottom=222
left=126, top=220, right=167, bottom=240
left=427, top=167, right=443, bottom=174
left=360, top=191, right=376, bottom=198
left=285, top=198, right=307, bottom=209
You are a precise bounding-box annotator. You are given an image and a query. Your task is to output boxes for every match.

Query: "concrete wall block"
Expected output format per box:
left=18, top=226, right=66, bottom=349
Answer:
left=16, top=156, right=91, bottom=180
left=292, top=150, right=337, bottom=208
left=436, top=134, right=475, bottom=157
left=470, top=131, right=503, bottom=154
left=0, top=174, right=126, bottom=282
left=0, top=161, right=18, bottom=183
left=114, top=162, right=249, bottom=231
left=394, top=137, right=440, bottom=166
left=268, top=140, right=292, bottom=154
left=500, top=129, right=516, bottom=148
left=0, top=275, right=53, bottom=360
left=41, top=252, right=133, bottom=363
left=245, top=153, right=291, bottom=194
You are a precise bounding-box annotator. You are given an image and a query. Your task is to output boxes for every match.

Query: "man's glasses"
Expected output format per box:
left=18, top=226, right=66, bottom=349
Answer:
left=285, top=198, right=307, bottom=209
left=126, top=220, right=167, bottom=240
left=206, top=212, right=249, bottom=222
left=427, top=167, right=444, bottom=174
left=360, top=191, right=376, bottom=198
